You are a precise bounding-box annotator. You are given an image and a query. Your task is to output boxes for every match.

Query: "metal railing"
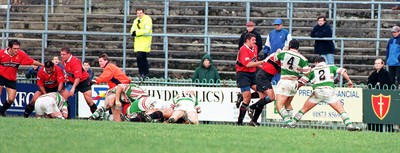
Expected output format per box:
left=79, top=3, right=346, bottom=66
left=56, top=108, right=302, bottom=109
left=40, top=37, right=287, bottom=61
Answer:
left=1, top=0, right=399, bottom=81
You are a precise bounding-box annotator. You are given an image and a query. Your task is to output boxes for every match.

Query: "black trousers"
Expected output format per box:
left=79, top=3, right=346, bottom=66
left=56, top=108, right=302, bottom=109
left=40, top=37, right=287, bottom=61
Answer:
left=137, top=52, right=149, bottom=76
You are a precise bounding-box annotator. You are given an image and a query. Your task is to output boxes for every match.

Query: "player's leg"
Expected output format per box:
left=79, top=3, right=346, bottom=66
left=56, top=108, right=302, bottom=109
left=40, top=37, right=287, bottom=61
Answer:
left=186, top=111, right=199, bottom=125
left=0, top=87, right=17, bottom=117
left=24, top=90, right=43, bottom=118
left=285, top=96, right=294, bottom=118
left=89, top=94, right=115, bottom=120
left=292, top=98, right=318, bottom=125
left=111, top=107, right=122, bottom=122
left=82, top=90, right=97, bottom=113
left=329, top=100, right=359, bottom=131
left=166, top=110, right=185, bottom=123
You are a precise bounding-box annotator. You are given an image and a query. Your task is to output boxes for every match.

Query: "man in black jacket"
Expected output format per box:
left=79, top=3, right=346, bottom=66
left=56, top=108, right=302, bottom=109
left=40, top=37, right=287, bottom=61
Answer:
left=367, top=58, right=394, bottom=89
left=311, top=16, right=335, bottom=65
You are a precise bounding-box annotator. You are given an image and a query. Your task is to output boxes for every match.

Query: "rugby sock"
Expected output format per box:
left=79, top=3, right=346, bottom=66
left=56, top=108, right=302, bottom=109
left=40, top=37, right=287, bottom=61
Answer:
left=89, top=104, right=98, bottom=113
left=286, top=109, right=293, bottom=119
left=252, top=106, right=263, bottom=122
left=238, top=103, right=248, bottom=124
left=24, top=103, right=35, bottom=118
left=102, top=112, right=114, bottom=121
left=90, top=106, right=105, bottom=119
left=250, top=92, right=259, bottom=99
left=292, top=110, right=304, bottom=124
left=279, top=108, right=293, bottom=125
left=340, top=112, right=353, bottom=127
left=250, top=96, right=272, bottom=109
left=149, top=111, right=163, bottom=120
left=1, top=101, right=12, bottom=112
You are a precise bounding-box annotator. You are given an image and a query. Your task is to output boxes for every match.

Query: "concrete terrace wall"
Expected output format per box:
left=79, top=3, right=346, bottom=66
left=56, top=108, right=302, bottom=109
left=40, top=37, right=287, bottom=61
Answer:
left=0, top=0, right=398, bottom=83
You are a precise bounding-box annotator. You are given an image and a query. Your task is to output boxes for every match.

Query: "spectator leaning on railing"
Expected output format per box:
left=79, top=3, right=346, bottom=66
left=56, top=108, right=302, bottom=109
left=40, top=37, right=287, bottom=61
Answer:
left=367, top=58, right=393, bottom=89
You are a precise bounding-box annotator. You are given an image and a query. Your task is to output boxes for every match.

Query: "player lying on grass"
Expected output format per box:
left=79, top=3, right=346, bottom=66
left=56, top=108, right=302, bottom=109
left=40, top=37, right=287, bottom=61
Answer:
left=292, top=56, right=361, bottom=131
left=89, top=83, right=173, bottom=122
left=34, top=90, right=69, bottom=119
left=165, top=91, right=201, bottom=125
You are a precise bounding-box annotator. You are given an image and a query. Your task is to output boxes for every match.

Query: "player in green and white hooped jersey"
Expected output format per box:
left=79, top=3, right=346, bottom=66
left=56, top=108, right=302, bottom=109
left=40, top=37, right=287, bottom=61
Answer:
left=166, top=91, right=200, bottom=124
left=34, top=90, right=69, bottom=119
left=293, top=56, right=360, bottom=131
left=273, top=39, right=311, bottom=127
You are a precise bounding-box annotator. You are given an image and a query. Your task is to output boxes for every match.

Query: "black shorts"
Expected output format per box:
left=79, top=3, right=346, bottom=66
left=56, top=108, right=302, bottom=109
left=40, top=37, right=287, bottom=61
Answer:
left=66, top=78, right=92, bottom=93
left=236, top=72, right=256, bottom=88
left=0, top=75, right=16, bottom=89
left=256, top=70, right=274, bottom=92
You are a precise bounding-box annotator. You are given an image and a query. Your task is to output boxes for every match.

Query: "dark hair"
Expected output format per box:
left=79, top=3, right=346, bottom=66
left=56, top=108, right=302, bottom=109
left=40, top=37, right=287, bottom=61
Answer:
left=317, top=15, right=326, bottom=21
left=289, top=39, right=300, bottom=50
left=98, top=53, right=109, bottom=61
left=136, top=8, right=145, bottom=13
left=8, top=39, right=20, bottom=48
left=60, top=47, right=71, bottom=53
left=314, top=56, right=326, bottom=63
left=83, top=60, right=91, bottom=64
left=44, top=60, right=54, bottom=68
left=245, top=33, right=256, bottom=41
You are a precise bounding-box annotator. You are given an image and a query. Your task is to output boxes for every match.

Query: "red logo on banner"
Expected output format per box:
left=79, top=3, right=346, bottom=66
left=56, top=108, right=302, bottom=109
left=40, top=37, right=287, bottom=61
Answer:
left=371, top=94, right=391, bottom=120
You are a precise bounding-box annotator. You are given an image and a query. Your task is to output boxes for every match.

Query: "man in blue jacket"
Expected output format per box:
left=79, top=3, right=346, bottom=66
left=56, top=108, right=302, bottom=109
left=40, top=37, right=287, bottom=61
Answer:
left=263, top=18, right=292, bottom=84
left=386, top=25, right=400, bottom=86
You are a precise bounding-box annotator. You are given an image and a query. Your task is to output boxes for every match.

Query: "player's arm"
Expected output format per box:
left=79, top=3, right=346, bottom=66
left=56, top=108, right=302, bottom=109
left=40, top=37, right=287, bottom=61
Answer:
left=94, top=66, right=113, bottom=84
left=33, top=60, right=44, bottom=67
left=61, top=101, right=68, bottom=119
left=70, top=78, right=80, bottom=94
left=341, top=71, right=353, bottom=88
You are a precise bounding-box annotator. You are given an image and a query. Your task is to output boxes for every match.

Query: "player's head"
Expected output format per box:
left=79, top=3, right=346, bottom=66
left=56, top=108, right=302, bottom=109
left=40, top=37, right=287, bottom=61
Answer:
left=60, top=47, right=72, bottom=62
left=288, top=39, right=300, bottom=50
left=98, top=53, right=109, bottom=68
left=44, top=60, right=55, bottom=74
left=7, top=40, right=20, bottom=56
left=244, top=33, right=256, bottom=48
left=314, top=56, right=326, bottom=64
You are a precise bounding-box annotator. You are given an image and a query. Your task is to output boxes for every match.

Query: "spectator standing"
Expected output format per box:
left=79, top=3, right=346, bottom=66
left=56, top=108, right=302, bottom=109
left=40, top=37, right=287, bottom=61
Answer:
left=0, top=40, right=43, bottom=116
left=263, top=18, right=292, bottom=83
left=83, top=60, right=94, bottom=80
left=235, top=33, right=264, bottom=125
left=310, top=16, right=335, bottom=65
left=367, top=58, right=393, bottom=89
left=60, top=47, right=97, bottom=113
left=52, top=56, right=64, bottom=70
left=238, top=21, right=263, bottom=56
left=191, top=54, right=220, bottom=84
left=130, top=8, right=153, bottom=79
left=23, top=61, right=65, bottom=118
left=386, top=26, right=400, bottom=86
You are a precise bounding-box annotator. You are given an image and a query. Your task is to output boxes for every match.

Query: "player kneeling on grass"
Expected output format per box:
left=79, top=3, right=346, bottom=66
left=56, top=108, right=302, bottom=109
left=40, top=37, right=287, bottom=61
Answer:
left=292, top=56, right=361, bottom=131
left=34, top=90, right=69, bottom=119
left=166, top=91, right=200, bottom=125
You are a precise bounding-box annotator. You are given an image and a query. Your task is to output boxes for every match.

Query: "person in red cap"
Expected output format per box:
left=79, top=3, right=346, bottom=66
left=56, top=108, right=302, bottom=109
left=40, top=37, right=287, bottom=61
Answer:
left=238, top=21, right=263, bottom=55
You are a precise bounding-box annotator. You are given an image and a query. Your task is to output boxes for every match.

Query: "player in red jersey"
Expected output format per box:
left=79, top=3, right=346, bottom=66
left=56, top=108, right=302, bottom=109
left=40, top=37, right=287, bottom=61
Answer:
left=23, top=61, right=66, bottom=118
left=235, top=33, right=264, bottom=125
left=0, top=40, right=43, bottom=116
left=60, top=47, right=97, bottom=113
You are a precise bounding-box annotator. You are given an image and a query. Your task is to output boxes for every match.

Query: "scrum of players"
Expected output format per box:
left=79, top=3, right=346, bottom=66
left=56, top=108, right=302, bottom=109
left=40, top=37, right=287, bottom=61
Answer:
left=88, top=83, right=201, bottom=124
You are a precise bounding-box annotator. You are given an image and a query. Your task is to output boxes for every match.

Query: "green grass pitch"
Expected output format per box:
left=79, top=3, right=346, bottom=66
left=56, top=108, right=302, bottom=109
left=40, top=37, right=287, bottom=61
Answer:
left=0, top=117, right=398, bottom=153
